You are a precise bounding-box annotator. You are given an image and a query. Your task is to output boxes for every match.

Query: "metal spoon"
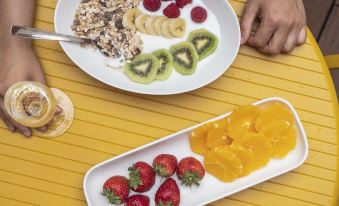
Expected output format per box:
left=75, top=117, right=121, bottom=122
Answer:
left=11, top=25, right=94, bottom=45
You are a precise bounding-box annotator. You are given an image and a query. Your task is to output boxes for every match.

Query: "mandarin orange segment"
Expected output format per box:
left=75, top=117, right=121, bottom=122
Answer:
left=227, top=105, right=261, bottom=140
left=204, top=146, right=243, bottom=182
left=189, top=126, right=209, bottom=155
left=261, top=120, right=297, bottom=158
left=233, top=132, right=273, bottom=170
left=206, top=127, right=232, bottom=149
left=231, top=145, right=255, bottom=176
left=255, top=103, right=294, bottom=132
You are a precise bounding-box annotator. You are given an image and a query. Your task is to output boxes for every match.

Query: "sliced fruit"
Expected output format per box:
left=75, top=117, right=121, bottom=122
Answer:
left=204, top=146, right=243, bottom=182
left=227, top=105, right=261, bottom=140
left=233, top=132, right=273, bottom=170
left=169, top=42, right=199, bottom=75
left=255, top=103, right=295, bottom=132
left=231, top=144, right=254, bottom=176
left=261, top=120, right=297, bottom=158
left=145, top=16, right=157, bottom=35
left=154, top=16, right=167, bottom=36
left=122, top=8, right=142, bottom=30
left=206, top=126, right=232, bottom=150
left=161, top=19, right=173, bottom=38
left=187, top=29, right=219, bottom=61
left=152, top=49, right=173, bottom=80
left=124, top=54, right=158, bottom=84
left=135, top=14, right=149, bottom=33
left=189, top=126, right=209, bottom=155
left=169, top=18, right=186, bottom=38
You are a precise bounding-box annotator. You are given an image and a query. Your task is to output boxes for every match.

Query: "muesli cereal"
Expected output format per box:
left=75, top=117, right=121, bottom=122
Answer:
left=72, top=0, right=143, bottom=59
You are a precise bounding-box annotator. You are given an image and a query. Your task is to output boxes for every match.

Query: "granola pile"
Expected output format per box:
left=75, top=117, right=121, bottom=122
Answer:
left=71, top=0, right=143, bottom=60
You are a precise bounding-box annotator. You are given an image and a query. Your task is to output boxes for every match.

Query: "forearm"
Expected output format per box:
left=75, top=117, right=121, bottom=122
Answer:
left=0, top=0, right=35, bottom=51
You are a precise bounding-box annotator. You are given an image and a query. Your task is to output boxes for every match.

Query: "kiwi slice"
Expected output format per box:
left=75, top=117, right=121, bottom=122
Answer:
left=169, top=42, right=199, bottom=75
left=187, top=29, right=219, bottom=61
left=124, top=54, right=159, bottom=84
left=152, top=49, right=173, bottom=81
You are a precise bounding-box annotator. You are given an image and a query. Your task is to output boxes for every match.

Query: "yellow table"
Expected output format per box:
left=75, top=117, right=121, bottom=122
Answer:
left=0, top=0, right=338, bottom=205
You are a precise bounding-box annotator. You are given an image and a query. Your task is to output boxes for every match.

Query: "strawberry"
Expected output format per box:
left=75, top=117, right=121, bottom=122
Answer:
left=191, top=6, right=207, bottom=23
left=177, top=157, right=205, bottom=187
left=102, top=175, right=130, bottom=205
left=128, top=161, right=156, bottom=192
left=153, top=154, right=178, bottom=177
left=163, top=3, right=180, bottom=18
left=143, top=0, right=161, bottom=12
left=155, top=178, right=180, bottom=206
left=125, top=194, right=150, bottom=206
left=175, top=0, right=192, bottom=8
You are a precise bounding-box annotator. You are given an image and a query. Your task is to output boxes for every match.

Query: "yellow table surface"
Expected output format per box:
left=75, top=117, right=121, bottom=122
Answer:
left=0, top=0, right=338, bottom=205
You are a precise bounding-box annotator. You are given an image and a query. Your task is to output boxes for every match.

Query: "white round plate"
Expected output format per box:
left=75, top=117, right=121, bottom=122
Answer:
left=54, top=0, right=240, bottom=95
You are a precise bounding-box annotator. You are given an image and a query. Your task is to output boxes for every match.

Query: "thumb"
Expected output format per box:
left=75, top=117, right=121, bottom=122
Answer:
left=240, top=1, right=259, bottom=45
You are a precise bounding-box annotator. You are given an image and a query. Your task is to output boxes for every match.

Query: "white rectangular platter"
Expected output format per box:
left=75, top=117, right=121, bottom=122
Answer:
left=83, top=97, right=308, bottom=206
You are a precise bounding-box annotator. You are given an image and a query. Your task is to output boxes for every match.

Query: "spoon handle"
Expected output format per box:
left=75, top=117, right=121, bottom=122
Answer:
left=11, top=26, right=91, bottom=44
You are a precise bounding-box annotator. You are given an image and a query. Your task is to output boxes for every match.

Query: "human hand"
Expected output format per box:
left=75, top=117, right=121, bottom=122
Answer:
left=240, top=0, right=307, bottom=55
left=0, top=40, right=46, bottom=137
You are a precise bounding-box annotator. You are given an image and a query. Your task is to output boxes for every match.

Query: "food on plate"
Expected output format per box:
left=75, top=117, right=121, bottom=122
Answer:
left=123, top=8, right=142, bottom=30
left=153, top=154, right=178, bottom=177
left=101, top=175, right=130, bottom=205
left=123, top=9, right=186, bottom=38
left=124, top=53, right=159, bottom=84
left=169, top=42, right=199, bottom=75
left=187, top=29, right=219, bottom=61
left=261, top=120, right=297, bottom=158
left=227, top=105, right=261, bottom=139
left=155, top=178, right=180, bottom=206
left=255, top=102, right=295, bottom=132
left=128, top=161, right=156, bottom=192
left=169, top=18, right=186, bottom=38
left=135, top=14, right=150, bottom=33
left=154, top=16, right=167, bottom=35
left=233, top=132, right=273, bottom=170
left=163, top=3, right=181, bottom=18
left=152, top=49, right=173, bottom=80
left=175, top=0, right=192, bottom=8
left=72, top=0, right=143, bottom=59
left=143, top=0, right=161, bottom=12
left=191, top=6, right=208, bottom=23
left=177, top=157, right=205, bottom=187
left=125, top=194, right=150, bottom=206
left=204, top=146, right=243, bottom=182
left=189, top=103, right=297, bottom=182
left=145, top=16, right=158, bottom=35
left=161, top=19, right=174, bottom=38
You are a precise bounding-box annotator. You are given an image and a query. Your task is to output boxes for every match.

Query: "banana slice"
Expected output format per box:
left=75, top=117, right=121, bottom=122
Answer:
left=145, top=16, right=157, bottom=35
left=122, top=8, right=142, bottom=30
left=135, top=14, right=149, bottom=33
left=169, top=18, right=186, bottom=38
left=161, top=19, right=173, bottom=39
left=154, top=16, right=167, bottom=36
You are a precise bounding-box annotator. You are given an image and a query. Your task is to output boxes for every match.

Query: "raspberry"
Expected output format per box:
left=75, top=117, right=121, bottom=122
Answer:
left=191, top=6, right=207, bottom=23
left=143, top=0, right=161, bottom=12
left=175, top=0, right=192, bottom=8
left=163, top=3, right=180, bottom=18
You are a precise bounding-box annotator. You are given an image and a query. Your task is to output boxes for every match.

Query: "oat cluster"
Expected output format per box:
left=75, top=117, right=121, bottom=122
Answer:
left=72, top=0, right=143, bottom=59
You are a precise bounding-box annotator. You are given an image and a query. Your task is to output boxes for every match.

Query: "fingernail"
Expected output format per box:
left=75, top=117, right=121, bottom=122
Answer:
left=23, top=130, right=31, bottom=138
left=56, top=106, right=63, bottom=114
left=9, top=126, right=15, bottom=133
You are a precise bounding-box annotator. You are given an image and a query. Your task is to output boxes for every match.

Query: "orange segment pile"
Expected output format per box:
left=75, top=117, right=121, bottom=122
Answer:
left=189, top=102, right=298, bottom=183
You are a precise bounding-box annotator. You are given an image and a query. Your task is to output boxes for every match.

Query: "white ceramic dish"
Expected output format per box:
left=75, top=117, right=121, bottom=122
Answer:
left=83, top=97, right=308, bottom=206
left=54, top=0, right=240, bottom=95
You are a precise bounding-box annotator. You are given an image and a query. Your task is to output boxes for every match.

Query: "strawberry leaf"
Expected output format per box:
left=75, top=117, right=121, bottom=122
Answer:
left=180, top=171, right=201, bottom=187
left=128, top=166, right=143, bottom=189
left=101, top=188, right=122, bottom=204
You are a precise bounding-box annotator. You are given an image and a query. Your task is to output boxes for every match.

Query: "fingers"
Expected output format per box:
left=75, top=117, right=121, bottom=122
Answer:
left=240, top=0, right=260, bottom=45
left=247, top=20, right=276, bottom=48
left=282, top=28, right=299, bottom=53
left=0, top=101, right=32, bottom=137
left=56, top=105, right=63, bottom=114
left=0, top=110, right=16, bottom=132
left=297, top=26, right=307, bottom=46
left=259, top=26, right=290, bottom=55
